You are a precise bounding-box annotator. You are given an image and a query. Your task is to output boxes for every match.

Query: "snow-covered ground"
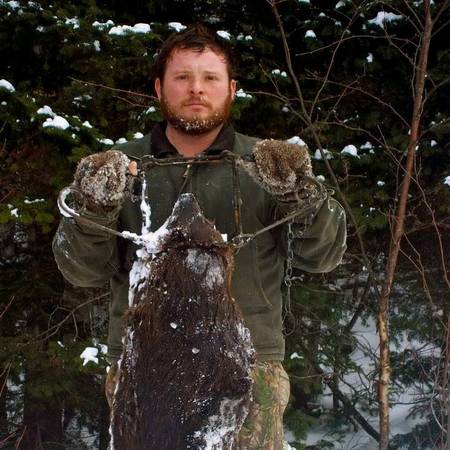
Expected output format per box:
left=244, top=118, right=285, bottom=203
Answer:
left=285, top=316, right=439, bottom=449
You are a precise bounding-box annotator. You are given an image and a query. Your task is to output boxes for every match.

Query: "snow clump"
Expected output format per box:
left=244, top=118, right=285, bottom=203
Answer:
left=37, top=105, right=55, bottom=117
left=305, top=30, right=316, bottom=38
left=443, top=176, right=450, bottom=186
left=235, top=89, right=252, bottom=99
left=65, top=18, right=79, bottom=29
left=80, top=347, right=99, bottom=366
left=313, top=148, right=333, bottom=160
left=341, top=144, right=359, bottom=158
left=217, top=30, right=231, bottom=40
left=168, top=22, right=186, bottom=32
left=133, top=132, right=144, bottom=139
left=42, top=116, right=70, bottom=130
left=92, top=20, right=114, bottom=30
left=272, top=69, right=288, bottom=78
left=98, top=138, right=114, bottom=145
left=109, top=23, right=151, bottom=36
left=360, top=141, right=373, bottom=150
left=287, top=136, right=307, bottom=146
left=0, top=79, right=15, bottom=92
left=369, top=12, right=403, bottom=27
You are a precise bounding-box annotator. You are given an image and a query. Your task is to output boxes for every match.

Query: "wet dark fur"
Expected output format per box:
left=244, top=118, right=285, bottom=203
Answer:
left=111, top=194, right=254, bottom=450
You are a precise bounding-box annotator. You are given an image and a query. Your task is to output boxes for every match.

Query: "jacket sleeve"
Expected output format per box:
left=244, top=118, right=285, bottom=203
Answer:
left=275, top=193, right=347, bottom=273
left=52, top=208, right=121, bottom=287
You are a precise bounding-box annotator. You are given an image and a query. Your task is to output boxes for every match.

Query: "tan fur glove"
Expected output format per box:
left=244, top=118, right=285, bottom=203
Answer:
left=73, top=150, right=131, bottom=214
left=239, top=139, right=319, bottom=204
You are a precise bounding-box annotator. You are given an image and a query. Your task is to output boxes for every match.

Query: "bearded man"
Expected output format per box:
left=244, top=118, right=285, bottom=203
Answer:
left=53, top=24, right=347, bottom=449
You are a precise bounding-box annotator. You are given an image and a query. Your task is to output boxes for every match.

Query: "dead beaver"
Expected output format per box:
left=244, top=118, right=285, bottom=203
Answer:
left=110, top=193, right=255, bottom=450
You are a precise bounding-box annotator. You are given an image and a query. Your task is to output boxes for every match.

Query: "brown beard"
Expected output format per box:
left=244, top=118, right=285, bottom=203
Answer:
left=159, top=92, right=233, bottom=135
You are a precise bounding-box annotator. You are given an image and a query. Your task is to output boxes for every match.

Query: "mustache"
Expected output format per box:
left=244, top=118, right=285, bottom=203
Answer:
left=182, top=97, right=210, bottom=107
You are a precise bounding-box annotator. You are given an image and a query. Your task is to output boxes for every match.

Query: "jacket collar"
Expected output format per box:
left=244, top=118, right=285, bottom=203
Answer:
left=150, top=121, right=235, bottom=157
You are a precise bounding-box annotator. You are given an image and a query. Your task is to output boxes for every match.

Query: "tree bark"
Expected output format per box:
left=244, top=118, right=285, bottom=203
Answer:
left=377, top=3, right=433, bottom=449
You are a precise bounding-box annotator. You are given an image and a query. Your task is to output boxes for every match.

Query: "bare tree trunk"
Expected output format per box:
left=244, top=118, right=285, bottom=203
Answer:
left=377, top=3, right=433, bottom=449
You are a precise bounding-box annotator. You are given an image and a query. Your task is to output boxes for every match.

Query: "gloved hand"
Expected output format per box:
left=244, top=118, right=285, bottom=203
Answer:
left=73, top=150, right=132, bottom=214
left=239, top=139, right=320, bottom=204
left=105, top=362, right=119, bottom=408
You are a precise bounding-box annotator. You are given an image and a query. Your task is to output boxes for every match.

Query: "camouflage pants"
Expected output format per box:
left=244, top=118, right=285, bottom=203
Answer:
left=234, top=361, right=290, bottom=450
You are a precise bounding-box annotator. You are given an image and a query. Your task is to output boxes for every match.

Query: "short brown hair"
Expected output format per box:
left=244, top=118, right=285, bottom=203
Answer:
left=154, top=24, right=236, bottom=81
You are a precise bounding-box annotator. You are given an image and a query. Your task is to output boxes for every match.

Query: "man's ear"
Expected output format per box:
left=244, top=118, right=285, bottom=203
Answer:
left=230, top=79, right=237, bottom=99
left=155, top=78, right=162, bottom=99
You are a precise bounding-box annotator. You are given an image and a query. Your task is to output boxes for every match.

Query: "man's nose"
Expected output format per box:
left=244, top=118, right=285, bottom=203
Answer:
left=189, top=78, right=204, bottom=95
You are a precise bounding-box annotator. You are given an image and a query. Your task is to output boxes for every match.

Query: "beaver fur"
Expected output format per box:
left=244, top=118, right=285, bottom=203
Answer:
left=110, top=193, right=255, bottom=450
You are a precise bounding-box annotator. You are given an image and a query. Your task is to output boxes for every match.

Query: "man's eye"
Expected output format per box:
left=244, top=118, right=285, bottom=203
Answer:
left=176, top=75, right=188, bottom=80
left=206, top=75, right=218, bottom=81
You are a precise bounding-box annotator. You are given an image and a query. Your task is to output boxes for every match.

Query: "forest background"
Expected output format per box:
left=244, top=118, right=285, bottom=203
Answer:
left=0, top=0, right=449, bottom=449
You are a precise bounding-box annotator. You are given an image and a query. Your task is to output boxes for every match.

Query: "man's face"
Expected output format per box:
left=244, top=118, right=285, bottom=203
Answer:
left=155, top=48, right=236, bottom=135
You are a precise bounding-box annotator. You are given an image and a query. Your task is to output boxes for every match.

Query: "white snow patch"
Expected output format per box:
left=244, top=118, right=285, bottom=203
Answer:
left=192, top=397, right=244, bottom=449
left=133, top=132, right=144, bottom=139
left=43, top=115, right=70, bottom=130
left=287, top=136, right=307, bottom=146
left=430, top=140, right=437, bottom=147
left=109, top=23, right=151, bottom=36
left=313, top=148, right=333, bottom=160
left=335, top=0, right=346, bottom=7
left=0, top=79, right=15, bottom=92
left=360, top=141, right=373, bottom=150
left=82, top=120, right=93, bottom=128
left=272, top=69, right=287, bottom=77
left=341, top=144, right=359, bottom=157
left=5, top=0, right=20, bottom=10
left=235, top=89, right=252, bottom=99
left=185, top=249, right=224, bottom=289
left=316, top=175, right=325, bottom=182
left=368, top=11, right=403, bottom=27
left=93, top=40, right=101, bottom=51
left=115, top=137, right=127, bottom=144
left=24, top=197, right=45, bottom=204
left=65, top=17, right=79, bottom=29
left=98, top=138, right=114, bottom=145
left=443, top=176, right=450, bottom=186
left=217, top=30, right=231, bottom=40
left=366, top=53, right=374, bottom=63
left=305, top=30, right=316, bottom=38
left=377, top=180, right=385, bottom=187
left=92, top=20, right=114, bottom=30
left=8, top=205, right=19, bottom=218
left=168, top=22, right=186, bottom=32
left=80, top=347, right=99, bottom=366
left=37, top=105, right=55, bottom=117
left=144, top=106, right=156, bottom=114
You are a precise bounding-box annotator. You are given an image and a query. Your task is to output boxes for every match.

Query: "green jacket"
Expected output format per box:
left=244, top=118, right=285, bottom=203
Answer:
left=53, top=123, right=346, bottom=363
